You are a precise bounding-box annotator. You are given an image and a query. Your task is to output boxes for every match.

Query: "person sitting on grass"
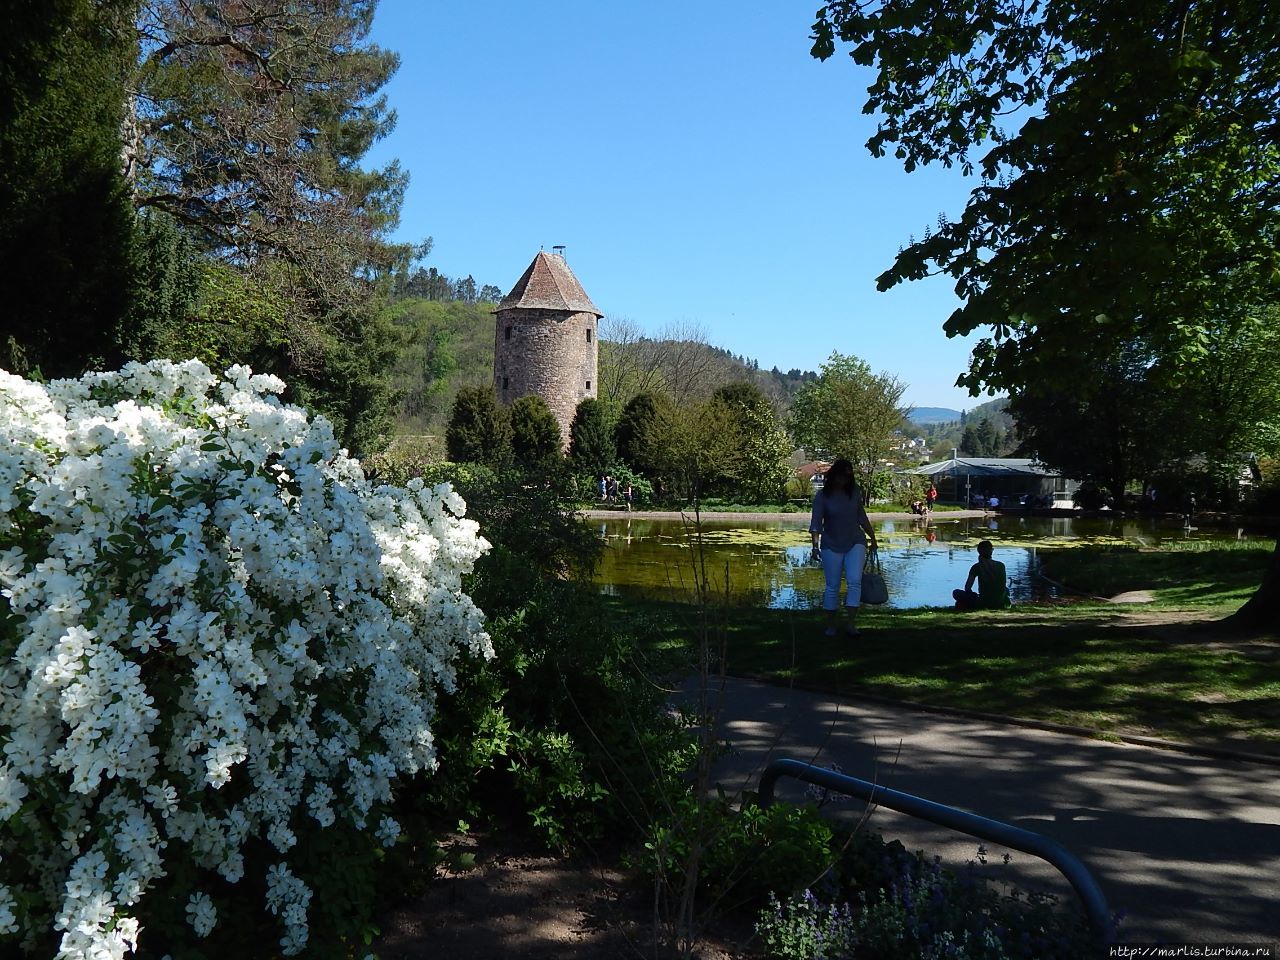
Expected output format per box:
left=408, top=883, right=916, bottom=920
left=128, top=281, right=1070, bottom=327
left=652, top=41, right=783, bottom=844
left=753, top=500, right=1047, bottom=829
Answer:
left=953, top=539, right=1011, bottom=610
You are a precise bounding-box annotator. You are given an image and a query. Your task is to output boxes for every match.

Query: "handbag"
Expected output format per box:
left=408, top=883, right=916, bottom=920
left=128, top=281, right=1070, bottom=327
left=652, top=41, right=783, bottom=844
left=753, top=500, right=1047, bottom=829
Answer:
left=860, top=546, right=889, bottom=605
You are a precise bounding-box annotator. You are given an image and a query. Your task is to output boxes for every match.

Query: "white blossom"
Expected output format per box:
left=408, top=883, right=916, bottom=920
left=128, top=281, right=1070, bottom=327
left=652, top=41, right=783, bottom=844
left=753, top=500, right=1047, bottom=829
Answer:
left=376, top=816, right=401, bottom=848
left=0, top=361, right=492, bottom=958
left=185, top=892, right=217, bottom=938
left=0, top=883, right=18, bottom=935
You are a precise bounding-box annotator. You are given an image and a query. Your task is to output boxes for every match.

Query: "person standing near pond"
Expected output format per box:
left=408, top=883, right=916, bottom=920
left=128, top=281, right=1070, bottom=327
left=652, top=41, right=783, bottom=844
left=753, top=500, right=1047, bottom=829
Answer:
left=953, top=539, right=1010, bottom=610
left=810, top=459, right=878, bottom=637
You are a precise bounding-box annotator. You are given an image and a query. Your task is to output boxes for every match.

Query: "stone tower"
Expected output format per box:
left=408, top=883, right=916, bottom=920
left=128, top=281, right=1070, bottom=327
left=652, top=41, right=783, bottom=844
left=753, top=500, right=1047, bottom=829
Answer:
left=494, top=250, right=602, bottom=446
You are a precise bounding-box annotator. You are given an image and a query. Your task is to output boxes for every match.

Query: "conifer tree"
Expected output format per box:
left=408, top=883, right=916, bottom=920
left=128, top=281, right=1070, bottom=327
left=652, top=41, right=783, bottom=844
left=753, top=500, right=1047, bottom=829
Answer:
left=446, top=386, right=512, bottom=468
left=614, top=393, right=664, bottom=472
left=1, top=0, right=138, bottom=377
left=125, top=0, right=410, bottom=453
left=510, top=394, right=563, bottom=469
left=130, top=0, right=410, bottom=294
left=568, top=398, right=616, bottom=476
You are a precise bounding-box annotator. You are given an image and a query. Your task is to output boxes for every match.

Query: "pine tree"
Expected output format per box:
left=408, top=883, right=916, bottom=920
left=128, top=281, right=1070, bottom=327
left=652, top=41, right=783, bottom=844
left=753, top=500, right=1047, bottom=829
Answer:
left=130, top=0, right=409, bottom=294
left=974, top=418, right=998, bottom=457
left=124, top=0, right=410, bottom=454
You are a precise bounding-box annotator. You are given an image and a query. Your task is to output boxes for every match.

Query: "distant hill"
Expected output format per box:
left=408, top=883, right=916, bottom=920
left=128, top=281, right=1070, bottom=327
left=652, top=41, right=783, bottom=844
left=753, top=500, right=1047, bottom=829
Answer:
left=380, top=285, right=998, bottom=443
left=911, top=396, right=1015, bottom=458
left=385, top=297, right=500, bottom=435
left=968, top=396, right=1013, bottom=432
left=383, top=297, right=819, bottom=435
left=908, top=406, right=964, bottom=425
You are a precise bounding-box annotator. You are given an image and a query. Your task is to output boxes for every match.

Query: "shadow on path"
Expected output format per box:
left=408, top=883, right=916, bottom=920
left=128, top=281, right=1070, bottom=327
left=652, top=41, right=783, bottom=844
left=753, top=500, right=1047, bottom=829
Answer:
left=684, top=675, right=1280, bottom=945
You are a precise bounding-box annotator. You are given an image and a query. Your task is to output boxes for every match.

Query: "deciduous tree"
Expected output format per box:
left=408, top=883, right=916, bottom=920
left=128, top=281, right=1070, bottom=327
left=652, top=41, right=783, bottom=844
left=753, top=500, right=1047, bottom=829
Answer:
left=1009, top=348, right=1180, bottom=503
left=713, top=382, right=793, bottom=502
left=637, top=397, right=746, bottom=506
left=788, top=352, right=908, bottom=482
left=1173, top=305, right=1280, bottom=501
left=598, top=317, right=745, bottom=413
left=712, top=381, right=770, bottom=414
left=812, top=0, right=1280, bottom=626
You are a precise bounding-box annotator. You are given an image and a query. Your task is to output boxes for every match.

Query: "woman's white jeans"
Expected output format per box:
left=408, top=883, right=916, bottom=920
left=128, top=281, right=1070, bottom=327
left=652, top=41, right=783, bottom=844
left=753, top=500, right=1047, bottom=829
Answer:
left=820, top=543, right=867, bottom=610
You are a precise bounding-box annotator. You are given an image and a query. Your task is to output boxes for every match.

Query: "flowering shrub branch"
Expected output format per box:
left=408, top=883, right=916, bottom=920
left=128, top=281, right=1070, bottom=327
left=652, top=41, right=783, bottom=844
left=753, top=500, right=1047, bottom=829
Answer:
left=0, top=360, right=491, bottom=958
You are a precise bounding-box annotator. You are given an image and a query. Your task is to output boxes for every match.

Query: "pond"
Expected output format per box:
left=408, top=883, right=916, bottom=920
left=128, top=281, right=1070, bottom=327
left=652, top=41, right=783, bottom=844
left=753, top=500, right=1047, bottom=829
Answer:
left=590, top=513, right=1264, bottom=609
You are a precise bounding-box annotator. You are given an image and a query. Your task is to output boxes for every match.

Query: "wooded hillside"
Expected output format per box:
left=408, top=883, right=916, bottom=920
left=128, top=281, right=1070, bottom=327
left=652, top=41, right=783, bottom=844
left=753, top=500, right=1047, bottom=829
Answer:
left=384, top=292, right=822, bottom=435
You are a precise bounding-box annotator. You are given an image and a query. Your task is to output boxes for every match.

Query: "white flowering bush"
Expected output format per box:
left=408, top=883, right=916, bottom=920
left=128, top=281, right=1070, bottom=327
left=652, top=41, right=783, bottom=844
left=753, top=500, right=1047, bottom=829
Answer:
left=0, top=360, right=492, bottom=959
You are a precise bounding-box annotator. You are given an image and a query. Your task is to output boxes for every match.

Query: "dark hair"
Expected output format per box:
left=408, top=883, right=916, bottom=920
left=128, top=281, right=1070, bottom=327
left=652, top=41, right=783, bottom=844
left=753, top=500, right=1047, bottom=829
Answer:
left=977, top=539, right=994, bottom=556
left=825, top=459, right=855, bottom=498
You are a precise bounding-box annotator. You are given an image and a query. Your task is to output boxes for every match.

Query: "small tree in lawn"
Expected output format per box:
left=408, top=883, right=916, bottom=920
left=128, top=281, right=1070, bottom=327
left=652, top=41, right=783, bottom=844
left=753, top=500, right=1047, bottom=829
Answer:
left=510, top=394, right=563, bottom=470
left=446, top=385, right=512, bottom=468
left=569, top=398, right=616, bottom=477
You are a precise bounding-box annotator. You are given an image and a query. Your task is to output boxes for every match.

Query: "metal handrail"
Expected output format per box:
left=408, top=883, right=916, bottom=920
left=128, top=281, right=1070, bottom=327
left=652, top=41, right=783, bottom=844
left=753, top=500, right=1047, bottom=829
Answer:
left=759, top=757, right=1114, bottom=943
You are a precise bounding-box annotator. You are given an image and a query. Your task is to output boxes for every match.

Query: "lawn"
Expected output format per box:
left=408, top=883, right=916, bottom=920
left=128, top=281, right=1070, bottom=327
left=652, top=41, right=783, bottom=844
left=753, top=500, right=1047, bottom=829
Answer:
left=610, top=542, right=1280, bottom=750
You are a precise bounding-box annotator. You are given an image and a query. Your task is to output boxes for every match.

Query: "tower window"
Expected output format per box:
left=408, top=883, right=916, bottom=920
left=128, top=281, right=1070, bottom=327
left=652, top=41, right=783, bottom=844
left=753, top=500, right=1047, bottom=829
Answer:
left=586, top=328, right=592, bottom=343
left=502, top=376, right=509, bottom=391
left=504, top=326, right=512, bottom=341
left=586, top=380, right=591, bottom=390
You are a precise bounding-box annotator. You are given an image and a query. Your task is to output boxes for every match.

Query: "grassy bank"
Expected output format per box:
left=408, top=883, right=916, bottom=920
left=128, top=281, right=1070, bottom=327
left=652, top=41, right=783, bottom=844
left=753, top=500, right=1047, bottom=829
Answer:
left=614, top=543, right=1280, bottom=751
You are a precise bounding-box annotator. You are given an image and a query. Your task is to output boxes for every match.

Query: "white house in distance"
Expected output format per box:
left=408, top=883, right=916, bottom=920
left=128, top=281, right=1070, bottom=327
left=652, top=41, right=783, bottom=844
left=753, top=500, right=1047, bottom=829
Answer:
left=904, top=456, right=1079, bottom=508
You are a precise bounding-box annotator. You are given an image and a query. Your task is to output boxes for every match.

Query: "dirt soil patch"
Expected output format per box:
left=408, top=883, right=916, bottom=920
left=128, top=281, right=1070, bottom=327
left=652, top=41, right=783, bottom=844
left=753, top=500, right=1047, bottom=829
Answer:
left=374, top=838, right=752, bottom=960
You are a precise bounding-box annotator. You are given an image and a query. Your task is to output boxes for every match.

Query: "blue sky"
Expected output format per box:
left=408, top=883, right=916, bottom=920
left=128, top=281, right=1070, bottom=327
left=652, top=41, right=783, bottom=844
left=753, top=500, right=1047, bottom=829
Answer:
left=365, top=1, right=997, bottom=411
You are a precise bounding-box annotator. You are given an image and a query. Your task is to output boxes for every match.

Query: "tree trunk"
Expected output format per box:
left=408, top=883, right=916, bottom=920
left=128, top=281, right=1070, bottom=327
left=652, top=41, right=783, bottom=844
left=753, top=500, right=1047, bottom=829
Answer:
left=1223, top=536, right=1280, bottom=633
left=1107, top=475, right=1127, bottom=510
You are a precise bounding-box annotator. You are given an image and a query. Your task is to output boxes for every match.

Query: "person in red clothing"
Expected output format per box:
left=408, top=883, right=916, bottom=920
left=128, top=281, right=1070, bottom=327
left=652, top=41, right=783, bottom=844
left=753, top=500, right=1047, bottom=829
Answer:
left=926, top=482, right=938, bottom=514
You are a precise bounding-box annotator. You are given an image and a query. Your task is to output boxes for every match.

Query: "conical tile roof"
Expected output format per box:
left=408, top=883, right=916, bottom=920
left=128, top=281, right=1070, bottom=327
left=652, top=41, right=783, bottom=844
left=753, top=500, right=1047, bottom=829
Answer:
left=498, top=251, right=602, bottom=317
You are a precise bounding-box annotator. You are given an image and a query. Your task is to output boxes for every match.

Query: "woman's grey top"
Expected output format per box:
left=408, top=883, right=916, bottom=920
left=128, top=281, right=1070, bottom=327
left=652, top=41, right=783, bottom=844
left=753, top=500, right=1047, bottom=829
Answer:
left=809, top=487, right=870, bottom=553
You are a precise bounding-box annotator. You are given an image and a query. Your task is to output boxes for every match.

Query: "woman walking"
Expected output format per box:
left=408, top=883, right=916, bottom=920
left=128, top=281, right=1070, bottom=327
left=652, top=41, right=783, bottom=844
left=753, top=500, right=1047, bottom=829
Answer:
left=810, top=459, right=878, bottom=637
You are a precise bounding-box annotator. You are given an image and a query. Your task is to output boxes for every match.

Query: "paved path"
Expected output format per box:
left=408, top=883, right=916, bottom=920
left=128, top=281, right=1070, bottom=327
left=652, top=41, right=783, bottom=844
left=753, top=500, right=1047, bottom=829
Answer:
left=681, top=675, right=1280, bottom=946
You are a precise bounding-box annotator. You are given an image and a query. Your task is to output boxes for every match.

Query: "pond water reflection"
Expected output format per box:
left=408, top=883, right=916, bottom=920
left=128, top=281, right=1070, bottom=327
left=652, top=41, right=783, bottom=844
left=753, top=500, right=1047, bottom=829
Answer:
left=591, top=513, right=1263, bottom=609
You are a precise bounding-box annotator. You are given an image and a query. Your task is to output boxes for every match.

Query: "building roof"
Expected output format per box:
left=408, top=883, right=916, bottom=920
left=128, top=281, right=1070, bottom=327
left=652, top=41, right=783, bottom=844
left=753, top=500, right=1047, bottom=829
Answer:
left=497, top=251, right=602, bottom=317
left=794, top=461, right=831, bottom=480
left=903, top=457, right=1063, bottom=478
